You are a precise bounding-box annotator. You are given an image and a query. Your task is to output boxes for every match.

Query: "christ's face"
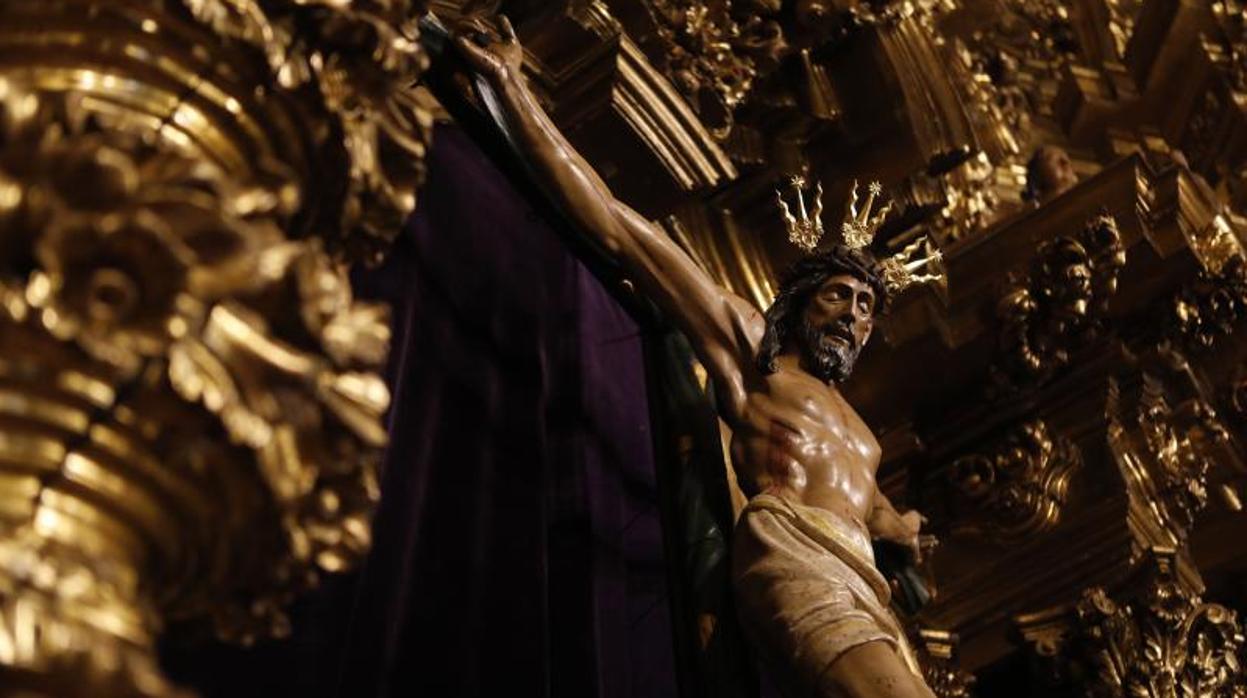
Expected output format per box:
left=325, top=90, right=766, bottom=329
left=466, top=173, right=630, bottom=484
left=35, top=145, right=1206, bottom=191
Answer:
left=797, top=274, right=875, bottom=384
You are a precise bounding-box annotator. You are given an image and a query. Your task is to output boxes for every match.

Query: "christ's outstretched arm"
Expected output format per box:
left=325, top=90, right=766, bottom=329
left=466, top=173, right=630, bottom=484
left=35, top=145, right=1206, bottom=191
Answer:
left=452, top=17, right=762, bottom=423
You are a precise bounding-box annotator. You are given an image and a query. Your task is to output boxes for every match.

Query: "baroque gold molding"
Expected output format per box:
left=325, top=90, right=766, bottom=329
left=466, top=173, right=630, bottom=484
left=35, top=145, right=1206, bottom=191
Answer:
left=1107, top=363, right=1232, bottom=551
left=949, top=420, right=1082, bottom=543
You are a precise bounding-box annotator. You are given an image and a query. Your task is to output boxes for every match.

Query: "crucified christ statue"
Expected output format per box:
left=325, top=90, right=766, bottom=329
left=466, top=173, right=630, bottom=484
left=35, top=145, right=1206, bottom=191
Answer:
left=451, top=16, right=937, bottom=698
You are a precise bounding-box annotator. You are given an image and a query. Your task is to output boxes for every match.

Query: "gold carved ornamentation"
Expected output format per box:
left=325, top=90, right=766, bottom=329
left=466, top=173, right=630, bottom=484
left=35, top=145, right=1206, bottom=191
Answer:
left=949, top=420, right=1082, bottom=542
left=1104, top=0, right=1146, bottom=60
left=916, top=629, right=976, bottom=698
left=894, top=150, right=1026, bottom=245
left=182, top=0, right=434, bottom=263
left=1182, top=85, right=1230, bottom=179
left=836, top=0, right=953, bottom=33
left=1214, top=2, right=1247, bottom=94
left=1014, top=606, right=1077, bottom=689
left=636, top=0, right=785, bottom=139
left=0, top=82, right=390, bottom=696
left=0, top=0, right=431, bottom=693
left=1075, top=549, right=1246, bottom=698
left=1137, top=395, right=1224, bottom=542
left=994, top=213, right=1126, bottom=389
left=917, top=0, right=1083, bottom=244
left=1170, top=256, right=1247, bottom=350
left=1189, top=212, right=1245, bottom=277
left=955, top=0, right=1081, bottom=122
left=1108, top=371, right=1230, bottom=546
left=885, top=22, right=1033, bottom=246
left=1015, top=550, right=1247, bottom=697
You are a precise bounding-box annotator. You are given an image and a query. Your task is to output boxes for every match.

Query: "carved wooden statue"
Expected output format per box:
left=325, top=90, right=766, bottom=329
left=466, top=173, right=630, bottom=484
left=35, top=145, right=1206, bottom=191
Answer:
left=452, top=16, right=944, bottom=698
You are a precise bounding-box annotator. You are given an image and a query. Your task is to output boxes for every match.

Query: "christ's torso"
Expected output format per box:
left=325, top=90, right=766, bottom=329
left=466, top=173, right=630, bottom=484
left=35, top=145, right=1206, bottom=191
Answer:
left=730, top=364, right=881, bottom=546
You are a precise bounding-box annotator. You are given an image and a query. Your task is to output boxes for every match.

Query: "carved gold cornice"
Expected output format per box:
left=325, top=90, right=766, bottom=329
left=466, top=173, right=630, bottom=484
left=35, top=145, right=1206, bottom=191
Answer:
left=612, top=33, right=739, bottom=190
left=525, top=2, right=737, bottom=195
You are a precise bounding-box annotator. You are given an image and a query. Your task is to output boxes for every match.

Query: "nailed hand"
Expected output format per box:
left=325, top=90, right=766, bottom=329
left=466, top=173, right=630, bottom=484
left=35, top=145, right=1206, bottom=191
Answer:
left=451, top=14, right=523, bottom=85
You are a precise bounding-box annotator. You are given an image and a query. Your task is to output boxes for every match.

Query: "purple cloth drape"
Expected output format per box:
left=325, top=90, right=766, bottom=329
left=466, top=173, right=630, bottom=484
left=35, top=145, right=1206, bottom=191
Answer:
left=336, top=124, right=679, bottom=698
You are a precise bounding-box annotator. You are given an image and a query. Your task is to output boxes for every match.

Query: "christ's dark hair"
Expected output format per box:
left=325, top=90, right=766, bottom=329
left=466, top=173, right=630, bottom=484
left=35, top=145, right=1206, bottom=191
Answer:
left=756, top=244, right=888, bottom=375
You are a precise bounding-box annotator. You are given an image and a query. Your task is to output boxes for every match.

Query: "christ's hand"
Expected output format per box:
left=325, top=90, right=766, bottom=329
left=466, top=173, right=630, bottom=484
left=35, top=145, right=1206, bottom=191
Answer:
left=452, top=14, right=523, bottom=87
left=868, top=502, right=925, bottom=563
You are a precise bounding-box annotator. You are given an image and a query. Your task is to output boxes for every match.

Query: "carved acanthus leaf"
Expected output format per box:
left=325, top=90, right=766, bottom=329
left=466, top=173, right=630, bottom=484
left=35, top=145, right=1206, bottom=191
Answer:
left=1015, top=550, right=1247, bottom=698
left=1075, top=550, right=1247, bottom=698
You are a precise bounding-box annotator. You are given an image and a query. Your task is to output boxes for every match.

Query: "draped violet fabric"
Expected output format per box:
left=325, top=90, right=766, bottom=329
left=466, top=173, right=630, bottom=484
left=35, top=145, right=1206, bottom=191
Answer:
left=338, top=124, right=678, bottom=698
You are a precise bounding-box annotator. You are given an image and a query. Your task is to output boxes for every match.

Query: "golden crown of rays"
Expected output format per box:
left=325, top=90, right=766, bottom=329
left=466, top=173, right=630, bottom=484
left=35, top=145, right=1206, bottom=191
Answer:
left=775, top=175, right=825, bottom=252
left=775, top=177, right=945, bottom=294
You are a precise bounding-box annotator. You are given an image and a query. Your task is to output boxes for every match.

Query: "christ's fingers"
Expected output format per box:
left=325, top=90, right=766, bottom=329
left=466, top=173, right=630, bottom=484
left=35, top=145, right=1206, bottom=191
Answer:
left=499, top=15, right=517, bottom=42
left=455, top=35, right=499, bottom=72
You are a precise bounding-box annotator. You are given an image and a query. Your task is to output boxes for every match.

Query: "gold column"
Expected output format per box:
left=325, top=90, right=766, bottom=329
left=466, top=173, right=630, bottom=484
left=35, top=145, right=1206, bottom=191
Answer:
left=0, top=1, right=432, bottom=695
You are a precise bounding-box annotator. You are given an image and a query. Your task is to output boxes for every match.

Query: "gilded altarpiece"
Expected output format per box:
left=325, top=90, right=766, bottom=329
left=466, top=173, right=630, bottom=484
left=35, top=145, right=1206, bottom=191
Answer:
left=476, top=0, right=1247, bottom=695
left=5, top=0, right=1247, bottom=696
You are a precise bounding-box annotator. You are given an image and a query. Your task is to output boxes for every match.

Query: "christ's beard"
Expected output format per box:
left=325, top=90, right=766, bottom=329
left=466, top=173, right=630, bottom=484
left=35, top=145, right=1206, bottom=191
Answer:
left=799, top=317, right=860, bottom=384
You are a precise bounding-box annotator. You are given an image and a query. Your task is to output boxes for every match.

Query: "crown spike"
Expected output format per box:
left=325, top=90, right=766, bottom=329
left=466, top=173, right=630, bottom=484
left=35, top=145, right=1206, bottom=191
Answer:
left=776, top=175, right=825, bottom=252
left=839, top=180, right=886, bottom=250
left=880, top=236, right=945, bottom=293
left=858, top=182, right=881, bottom=227
left=809, top=181, right=824, bottom=234
left=843, top=180, right=859, bottom=228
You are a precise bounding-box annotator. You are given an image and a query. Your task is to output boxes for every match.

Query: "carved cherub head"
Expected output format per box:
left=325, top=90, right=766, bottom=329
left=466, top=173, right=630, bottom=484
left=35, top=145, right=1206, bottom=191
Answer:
left=1025, top=145, right=1079, bottom=203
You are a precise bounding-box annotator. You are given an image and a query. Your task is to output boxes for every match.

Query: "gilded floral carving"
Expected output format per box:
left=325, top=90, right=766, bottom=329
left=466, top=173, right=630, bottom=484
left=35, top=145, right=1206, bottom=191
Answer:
left=637, top=0, right=785, bottom=139
left=0, top=0, right=429, bottom=690
left=1016, top=551, right=1247, bottom=698
left=183, top=0, right=433, bottom=261
left=1075, top=551, right=1246, bottom=698
left=1170, top=256, right=1247, bottom=351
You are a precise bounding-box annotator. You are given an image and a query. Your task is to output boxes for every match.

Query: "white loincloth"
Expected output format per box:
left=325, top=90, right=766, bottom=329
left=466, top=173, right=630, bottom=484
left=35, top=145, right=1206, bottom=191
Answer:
left=732, top=493, right=923, bottom=696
